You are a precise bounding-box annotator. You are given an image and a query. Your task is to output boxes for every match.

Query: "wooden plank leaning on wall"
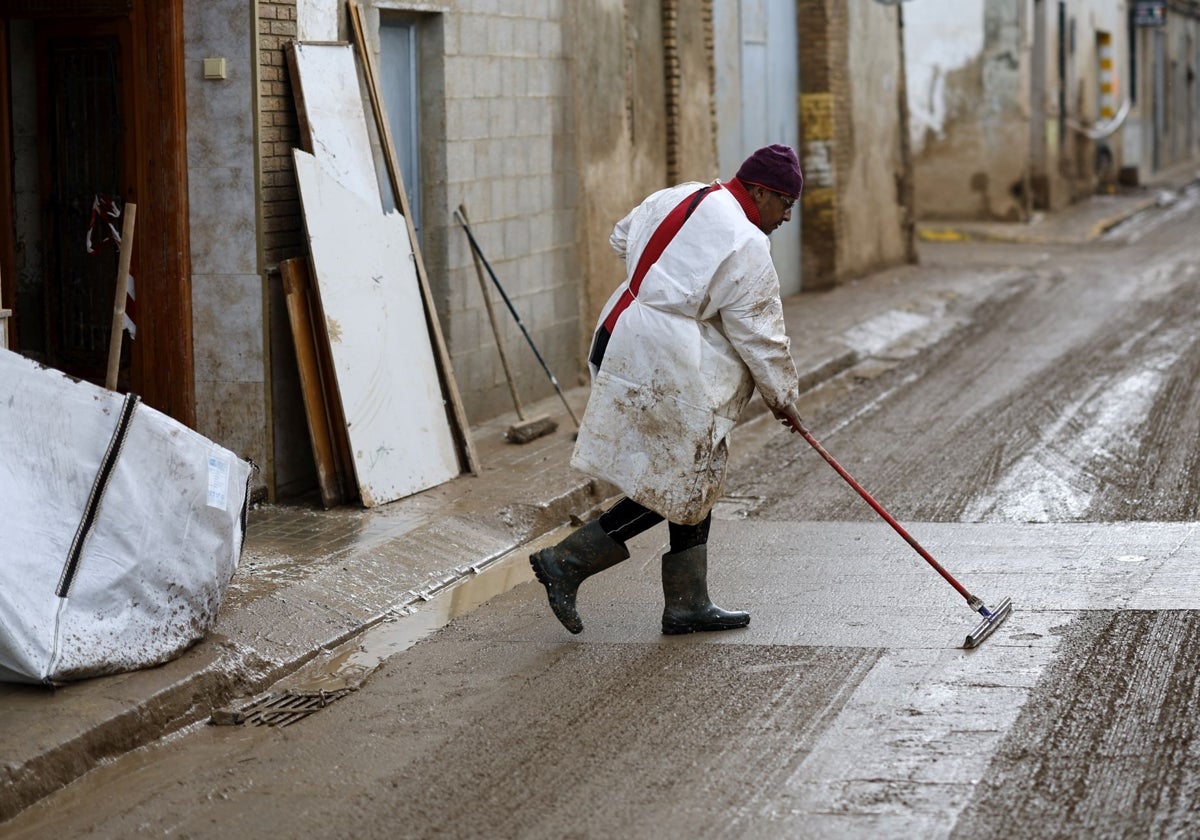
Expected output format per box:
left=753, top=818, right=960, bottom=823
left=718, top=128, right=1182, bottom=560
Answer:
left=347, top=0, right=480, bottom=475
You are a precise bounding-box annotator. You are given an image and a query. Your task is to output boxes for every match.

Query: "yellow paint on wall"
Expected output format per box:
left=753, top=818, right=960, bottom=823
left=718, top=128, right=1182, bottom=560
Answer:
left=918, top=228, right=970, bottom=243
left=801, top=187, right=837, bottom=229
left=800, top=93, right=835, bottom=141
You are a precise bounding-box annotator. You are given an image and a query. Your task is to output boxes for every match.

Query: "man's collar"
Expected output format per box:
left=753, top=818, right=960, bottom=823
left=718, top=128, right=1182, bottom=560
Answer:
left=721, top=178, right=761, bottom=227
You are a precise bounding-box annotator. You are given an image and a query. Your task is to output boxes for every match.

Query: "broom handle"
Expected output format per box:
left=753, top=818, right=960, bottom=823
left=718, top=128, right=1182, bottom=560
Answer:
left=454, top=211, right=580, bottom=428
left=786, top=417, right=974, bottom=603
left=458, top=205, right=526, bottom=420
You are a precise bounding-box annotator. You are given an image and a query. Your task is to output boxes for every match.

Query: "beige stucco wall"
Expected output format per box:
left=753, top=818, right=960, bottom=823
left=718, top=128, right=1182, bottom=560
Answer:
left=906, top=0, right=1160, bottom=220
left=1124, top=8, right=1200, bottom=180
left=675, top=2, right=720, bottom=185
left=837, top=2, right=910, bottom=275
left=570, top=0, right=666, bottom=371
left=905, top=0, right=1029, bottom=221
left=571, top=0, right=718, bottom=359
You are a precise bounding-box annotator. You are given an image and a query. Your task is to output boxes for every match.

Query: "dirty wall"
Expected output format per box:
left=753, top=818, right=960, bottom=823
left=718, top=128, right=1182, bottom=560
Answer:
left=838, top=2, right=910, bottom=275
left=185, top=0, right=269, bottom=489
left=1125, top=5, right=1200, bottom=180
left=904, top=0, right=1029, bottom=221
left=795, top=0, right=912, bottom=287
left=903, top=0, right=1190, bottom=222
left=571, top=0, right=718, bottom=351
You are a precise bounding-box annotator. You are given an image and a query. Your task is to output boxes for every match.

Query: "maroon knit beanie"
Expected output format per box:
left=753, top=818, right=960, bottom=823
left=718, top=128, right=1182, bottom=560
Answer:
left=735, top=144, right=804, bottom=199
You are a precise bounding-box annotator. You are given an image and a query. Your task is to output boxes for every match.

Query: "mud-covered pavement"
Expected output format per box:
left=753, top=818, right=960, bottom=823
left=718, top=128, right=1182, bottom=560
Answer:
left=4, top=186, right=1200, bottom=838
left=728, top=182, right=1200, bottom=526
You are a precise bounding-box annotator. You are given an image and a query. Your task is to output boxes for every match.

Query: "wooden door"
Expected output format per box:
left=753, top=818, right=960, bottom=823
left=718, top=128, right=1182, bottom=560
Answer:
left=36, top=19, right=136, bottom=385
left=0, top=0, right=193, bottom=425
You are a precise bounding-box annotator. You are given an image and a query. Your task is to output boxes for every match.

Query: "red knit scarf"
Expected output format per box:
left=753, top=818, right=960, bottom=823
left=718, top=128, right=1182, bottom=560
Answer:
left=722, top=177, right=761, bottom=228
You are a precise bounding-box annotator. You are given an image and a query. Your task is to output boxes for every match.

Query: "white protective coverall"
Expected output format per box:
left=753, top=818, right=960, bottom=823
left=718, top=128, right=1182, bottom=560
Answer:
left=571, top=181, right=801, bottom=525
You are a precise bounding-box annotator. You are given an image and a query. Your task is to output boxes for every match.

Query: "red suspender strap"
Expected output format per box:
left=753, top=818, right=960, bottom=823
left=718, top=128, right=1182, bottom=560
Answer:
left=601, top=185, right=715, bottom=334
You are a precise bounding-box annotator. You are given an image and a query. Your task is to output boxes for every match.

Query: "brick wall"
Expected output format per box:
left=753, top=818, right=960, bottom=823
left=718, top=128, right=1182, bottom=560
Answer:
left=796, top=1, right=909, bottom=286
left=258, top=0, right=305, bottom=267
left=796, top=0, right=847, bottom=288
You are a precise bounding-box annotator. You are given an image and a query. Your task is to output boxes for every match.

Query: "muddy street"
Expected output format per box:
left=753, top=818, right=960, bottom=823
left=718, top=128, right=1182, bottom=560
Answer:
left=4, top=190, right=1200, bottom=838
left=727, top=183, right=1200, bottom=526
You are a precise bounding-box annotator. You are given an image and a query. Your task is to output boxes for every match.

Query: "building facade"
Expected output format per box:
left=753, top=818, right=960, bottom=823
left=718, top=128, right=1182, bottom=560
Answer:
left=0, top=0, right=911, bottom=502
left=1124, top=0, right=1200, bottom=181
left=905, top=0, right=1200, bottom=222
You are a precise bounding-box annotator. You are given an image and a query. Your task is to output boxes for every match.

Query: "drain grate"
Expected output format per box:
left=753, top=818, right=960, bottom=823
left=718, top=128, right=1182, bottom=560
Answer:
left=210, top=689, right=354, bottom=727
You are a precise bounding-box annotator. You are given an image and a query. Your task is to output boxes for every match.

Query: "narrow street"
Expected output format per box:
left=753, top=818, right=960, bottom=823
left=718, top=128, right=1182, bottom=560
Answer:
left=4, top=188, right=1199, bottom=838
left=729, top=184, right=1200, bottom=526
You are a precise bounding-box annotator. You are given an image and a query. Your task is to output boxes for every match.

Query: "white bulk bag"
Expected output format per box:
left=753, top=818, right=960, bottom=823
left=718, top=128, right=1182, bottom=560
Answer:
left=0, top=349, right=251, bottom=684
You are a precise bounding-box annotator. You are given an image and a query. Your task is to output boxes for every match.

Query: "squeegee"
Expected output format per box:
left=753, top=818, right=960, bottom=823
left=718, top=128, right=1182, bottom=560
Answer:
left=784, top=417, right=1013, bottom=649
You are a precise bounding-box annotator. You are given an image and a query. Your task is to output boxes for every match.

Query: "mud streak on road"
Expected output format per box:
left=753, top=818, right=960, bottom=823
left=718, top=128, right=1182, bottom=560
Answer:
left=952, top=610, right=1200, bottom=838
left=348, top=642, right=881, bottom=839
left=730, top=246, right=1200, bottom=525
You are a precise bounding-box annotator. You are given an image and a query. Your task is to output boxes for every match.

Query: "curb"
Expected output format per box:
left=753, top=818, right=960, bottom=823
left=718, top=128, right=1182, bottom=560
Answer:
left=2, top=478, right=612, bottom=822
left=0, top=264, right=1023, bottom=823
left=917, top=193, right=1162, bottom=246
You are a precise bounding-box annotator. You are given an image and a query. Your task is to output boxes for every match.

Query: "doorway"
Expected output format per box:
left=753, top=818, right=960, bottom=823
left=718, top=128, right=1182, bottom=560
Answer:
left=16, top=18, right=135, bottom=384
left=713, top=0, right=801, bottom=294
left=0, top=1, right=193, bottom=425
left=379, top=16, right=421, bottom=235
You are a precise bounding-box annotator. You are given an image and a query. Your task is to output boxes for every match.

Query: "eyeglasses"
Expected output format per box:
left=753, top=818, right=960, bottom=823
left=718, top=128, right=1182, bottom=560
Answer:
left=773, top=192, right=796, bottom=212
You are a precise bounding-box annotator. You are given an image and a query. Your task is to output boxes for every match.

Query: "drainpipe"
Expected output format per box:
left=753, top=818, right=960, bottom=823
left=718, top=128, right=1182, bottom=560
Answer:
left=895, top=2, right=918, bottom=262
left=1022, top=0, right=1035, bottom=220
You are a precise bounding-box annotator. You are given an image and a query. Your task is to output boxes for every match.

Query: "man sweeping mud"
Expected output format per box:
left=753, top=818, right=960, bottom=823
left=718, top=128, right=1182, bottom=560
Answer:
left=531, top=144, right=805, bottom=635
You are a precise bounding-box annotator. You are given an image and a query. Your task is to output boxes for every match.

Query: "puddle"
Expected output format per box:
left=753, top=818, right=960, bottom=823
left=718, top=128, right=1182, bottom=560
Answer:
left=286, top=550, right=536, bottom=694
left=713, top=495, right=764, bottom=519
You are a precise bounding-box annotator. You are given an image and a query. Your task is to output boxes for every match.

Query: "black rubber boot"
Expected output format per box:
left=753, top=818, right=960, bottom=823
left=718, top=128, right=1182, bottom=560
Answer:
left=661, top=545, right=750, bottom=635
left=529, top=521, right=630, bottom=634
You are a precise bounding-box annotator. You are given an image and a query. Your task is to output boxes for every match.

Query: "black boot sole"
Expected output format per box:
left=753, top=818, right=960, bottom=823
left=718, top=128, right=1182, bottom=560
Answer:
left=529, top=552, right=584, bottom=634
left=662, top=615, right=751, bottom=635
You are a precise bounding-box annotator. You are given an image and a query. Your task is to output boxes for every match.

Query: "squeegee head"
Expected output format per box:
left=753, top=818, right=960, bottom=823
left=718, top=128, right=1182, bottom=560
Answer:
left=964, top=597, right=1013, bottom=649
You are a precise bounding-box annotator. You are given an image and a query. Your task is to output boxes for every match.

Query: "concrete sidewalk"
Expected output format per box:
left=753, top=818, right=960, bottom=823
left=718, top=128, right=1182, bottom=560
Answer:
left=917, top=162, right=1200, bottom=245
left=0, top=175, right=1187, bottom=822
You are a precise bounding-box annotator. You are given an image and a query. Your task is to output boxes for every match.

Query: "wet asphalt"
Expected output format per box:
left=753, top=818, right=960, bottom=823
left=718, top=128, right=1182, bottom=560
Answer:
left=3, top=180, right=1200, bottom=837
left=5, top=517, right=1199, bottom=838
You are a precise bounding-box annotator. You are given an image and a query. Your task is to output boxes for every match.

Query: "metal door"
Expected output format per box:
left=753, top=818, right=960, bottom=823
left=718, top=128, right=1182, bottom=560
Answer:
left=379, top=18, right=421, bottom=236
left=713, top=0, right=801, bottom=294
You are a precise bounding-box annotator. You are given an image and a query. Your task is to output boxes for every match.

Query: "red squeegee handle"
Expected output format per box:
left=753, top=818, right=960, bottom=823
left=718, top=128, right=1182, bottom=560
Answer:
left=785, top=417, right=974, bottom=604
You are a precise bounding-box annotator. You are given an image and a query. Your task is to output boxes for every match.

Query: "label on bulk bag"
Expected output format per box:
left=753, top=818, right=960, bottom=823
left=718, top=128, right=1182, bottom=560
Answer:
left=207, top=452, right=231, bottom=511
